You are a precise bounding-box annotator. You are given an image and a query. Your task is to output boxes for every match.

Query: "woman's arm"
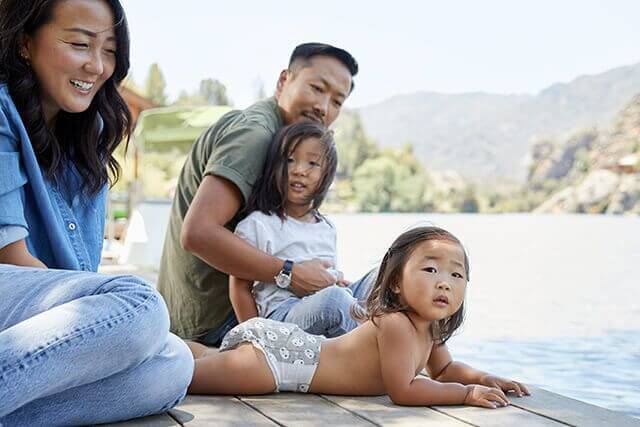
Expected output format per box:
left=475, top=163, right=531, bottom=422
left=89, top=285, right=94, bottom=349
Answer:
left=376, top=313, right=472, bottom=406
left=0, top=239, right=47, bottom=268
left=229, top=276, right=258, bottom=322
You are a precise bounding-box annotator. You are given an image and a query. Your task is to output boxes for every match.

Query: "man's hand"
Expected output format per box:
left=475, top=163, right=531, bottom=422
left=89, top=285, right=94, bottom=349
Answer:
left=333, top=270, right=351, bottom=287
left=480, top=374, right=530, bottom=397
left=289, top=259, right=335, bottom=296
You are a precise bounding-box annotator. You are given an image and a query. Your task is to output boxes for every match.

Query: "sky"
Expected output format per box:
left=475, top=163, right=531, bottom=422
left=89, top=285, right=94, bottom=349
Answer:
left=119, top=0, right=640, bottom=109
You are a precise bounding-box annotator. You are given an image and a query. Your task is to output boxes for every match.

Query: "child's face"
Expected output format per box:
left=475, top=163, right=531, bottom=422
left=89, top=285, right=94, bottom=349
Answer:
left=397, top=239, right=468, bottom=322
left=286, top=136, right=325, bottom=210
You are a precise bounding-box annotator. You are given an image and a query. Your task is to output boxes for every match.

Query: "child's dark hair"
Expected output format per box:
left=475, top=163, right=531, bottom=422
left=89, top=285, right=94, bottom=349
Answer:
left=353, top=226, right=470, bottom=344
left=247, top=122, right=337, bottom=220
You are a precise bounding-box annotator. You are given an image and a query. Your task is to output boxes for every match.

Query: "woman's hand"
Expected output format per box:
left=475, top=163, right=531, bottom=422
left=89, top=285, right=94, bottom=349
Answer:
left=480, top=374, right=530, bottom=397
left=464, top=384, right=509, bottom=409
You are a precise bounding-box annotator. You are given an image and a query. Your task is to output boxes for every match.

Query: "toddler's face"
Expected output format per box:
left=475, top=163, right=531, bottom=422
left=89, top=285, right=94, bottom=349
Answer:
left=397, top=240, right=467, bottom=322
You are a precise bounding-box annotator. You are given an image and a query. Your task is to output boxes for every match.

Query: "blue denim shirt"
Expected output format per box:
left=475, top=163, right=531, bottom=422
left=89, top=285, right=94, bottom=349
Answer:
left=0, top=83, right=106, bottom=271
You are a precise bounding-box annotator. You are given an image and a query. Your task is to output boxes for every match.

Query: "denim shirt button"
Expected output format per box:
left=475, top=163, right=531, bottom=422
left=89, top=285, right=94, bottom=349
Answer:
left=68, top=222, right=77, bottom=231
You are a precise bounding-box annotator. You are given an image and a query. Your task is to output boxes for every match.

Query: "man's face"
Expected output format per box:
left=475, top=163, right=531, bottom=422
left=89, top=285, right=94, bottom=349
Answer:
left=275, top=55, right=352, bottom=126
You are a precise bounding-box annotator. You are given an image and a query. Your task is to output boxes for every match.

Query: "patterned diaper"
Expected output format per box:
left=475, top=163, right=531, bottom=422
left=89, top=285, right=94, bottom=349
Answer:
left=220, top=318, right=326, bottom=392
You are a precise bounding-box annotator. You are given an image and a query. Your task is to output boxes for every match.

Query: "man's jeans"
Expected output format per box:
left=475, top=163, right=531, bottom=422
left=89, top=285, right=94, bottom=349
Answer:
left=269, top=269, right=376, bottom=337
left=0, top=264, right=194, bottom=426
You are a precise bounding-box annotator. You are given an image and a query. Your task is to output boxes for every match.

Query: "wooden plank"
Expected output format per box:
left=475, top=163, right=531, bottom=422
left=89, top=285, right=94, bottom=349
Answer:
left=322, top=394, right=472, bottom=426
left=432, top=404, right=564, bottom=427
left=169, top=395, right=278, bottom=426
left=101, top=413, right=179, bottom=426
left=509, top=386, right=640, bottom=427
left=239, top=393, right=374, bottom=426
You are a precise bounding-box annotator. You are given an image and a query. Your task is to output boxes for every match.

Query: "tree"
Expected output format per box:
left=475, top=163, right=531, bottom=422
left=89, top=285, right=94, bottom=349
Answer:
left=174, top=90, right=207, bottom=106
left=199, top=78, right=231, bottom=106
left=145, top=63, right=167, bottom=105
left=253, top=77, right=267, bottom=102
left=334, top=112, right=377, bottom=178
left=458, top=185, right=480, bottom=213
left=352, top=146, right=426, bottom=212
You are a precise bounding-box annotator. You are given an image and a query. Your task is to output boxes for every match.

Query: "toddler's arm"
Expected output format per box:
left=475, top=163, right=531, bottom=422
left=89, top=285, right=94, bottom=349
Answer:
left=376, top=313, right=476, bottom=406
left=229, top=275, right=258, bottom=322
left=427, top=343, right=530, bottom=399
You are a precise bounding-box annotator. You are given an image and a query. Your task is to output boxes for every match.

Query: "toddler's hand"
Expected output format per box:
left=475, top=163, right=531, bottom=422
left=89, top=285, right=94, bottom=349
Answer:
left=480, top=374, right=530, bottom=397
left=464, top=384, right=509, bottom=409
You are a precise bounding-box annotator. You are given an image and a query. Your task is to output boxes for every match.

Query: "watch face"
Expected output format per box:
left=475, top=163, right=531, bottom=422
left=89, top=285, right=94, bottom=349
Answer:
left=275, top=273, right=291, bottom=289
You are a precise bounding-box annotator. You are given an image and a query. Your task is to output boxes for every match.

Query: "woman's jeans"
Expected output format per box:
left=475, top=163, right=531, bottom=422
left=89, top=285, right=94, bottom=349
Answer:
left=269, top=269, right=376, bottom=337
left=0, top=264, right=194, bottom=426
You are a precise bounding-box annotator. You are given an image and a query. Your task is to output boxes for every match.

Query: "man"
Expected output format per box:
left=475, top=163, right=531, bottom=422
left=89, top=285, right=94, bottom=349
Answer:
left=158, top=43, right=359, bottom=345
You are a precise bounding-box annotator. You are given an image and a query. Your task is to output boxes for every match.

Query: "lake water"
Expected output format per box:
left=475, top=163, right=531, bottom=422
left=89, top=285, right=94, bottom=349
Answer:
left=123, top=207, right=640, bottom=417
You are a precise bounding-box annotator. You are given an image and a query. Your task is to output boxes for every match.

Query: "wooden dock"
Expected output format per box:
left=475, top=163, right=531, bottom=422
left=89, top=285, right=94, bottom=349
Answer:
left=98, top=265, right=639, bottom=427
left=107, top=386, right=639, bottom=426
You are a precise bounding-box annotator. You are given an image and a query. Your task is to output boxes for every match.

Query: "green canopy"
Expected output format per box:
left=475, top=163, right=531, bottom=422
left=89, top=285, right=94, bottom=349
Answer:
left=132, top=105, right=232, bottom=153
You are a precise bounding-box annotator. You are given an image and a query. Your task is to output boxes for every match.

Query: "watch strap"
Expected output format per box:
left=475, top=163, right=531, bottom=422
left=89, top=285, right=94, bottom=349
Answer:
left=282, top=259, right=294, bottom=275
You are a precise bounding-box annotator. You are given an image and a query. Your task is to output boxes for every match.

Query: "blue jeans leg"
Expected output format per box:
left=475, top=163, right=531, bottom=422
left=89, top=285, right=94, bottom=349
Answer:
left=195, top=311, right=238, bottom=347
left=269, top=269, right=376, bottom=337
left=348, top=268, right=377, bottom=301
left=1, top=333, right=193, bottom=426
left=0, top=264, right=194, bottom=423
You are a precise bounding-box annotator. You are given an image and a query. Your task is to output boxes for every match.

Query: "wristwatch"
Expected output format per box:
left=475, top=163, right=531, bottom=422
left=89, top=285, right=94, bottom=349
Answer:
left=274, top=260, right=294, bottom=289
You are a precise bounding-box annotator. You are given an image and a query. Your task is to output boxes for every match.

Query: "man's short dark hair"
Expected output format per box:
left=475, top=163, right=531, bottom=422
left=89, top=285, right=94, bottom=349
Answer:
left=289, top=42, right=359, bottom=92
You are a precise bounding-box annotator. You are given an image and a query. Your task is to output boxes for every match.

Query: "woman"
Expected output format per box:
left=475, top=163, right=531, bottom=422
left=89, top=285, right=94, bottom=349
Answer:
left=0, top=0, right=193, bottom=425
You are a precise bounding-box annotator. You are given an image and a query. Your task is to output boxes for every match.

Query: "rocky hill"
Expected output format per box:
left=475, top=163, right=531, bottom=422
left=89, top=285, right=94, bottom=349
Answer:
left=354, top=62, right=640, bottom=180
left=528, top=94, right=640, bottom=214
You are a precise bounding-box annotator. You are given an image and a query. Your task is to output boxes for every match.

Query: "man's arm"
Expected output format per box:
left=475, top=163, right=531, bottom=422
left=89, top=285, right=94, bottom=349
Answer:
left=180, top=175, right=335, bottom=295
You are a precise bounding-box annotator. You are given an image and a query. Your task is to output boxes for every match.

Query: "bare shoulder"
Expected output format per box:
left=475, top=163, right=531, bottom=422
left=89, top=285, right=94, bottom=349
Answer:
left=376, top=312, right=417, bottom=336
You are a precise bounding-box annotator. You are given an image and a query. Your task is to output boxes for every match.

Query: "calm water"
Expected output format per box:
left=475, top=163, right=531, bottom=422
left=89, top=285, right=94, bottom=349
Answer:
left=331, top=213, right=640, bottom=418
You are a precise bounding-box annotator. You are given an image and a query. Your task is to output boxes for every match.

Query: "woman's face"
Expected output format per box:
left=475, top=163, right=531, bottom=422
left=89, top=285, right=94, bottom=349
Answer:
left=22, top=0, right=117, bottom=124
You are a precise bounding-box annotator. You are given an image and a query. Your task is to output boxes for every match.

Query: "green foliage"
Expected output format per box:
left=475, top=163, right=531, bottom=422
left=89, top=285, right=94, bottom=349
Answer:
left=352, top=146, right=426, bottom=212
left=334, top=112, right=377, bottom=178
left=112, top=148, right=187, bottom=199
left=199, top=78, right=231, bottom=106
left=174, top=90, right=208, bottom=106
left=145, top=63, right=167, bottom=105
left=458, top=185, right=480, bottom=213
left=174, top=78, right=232, bottom=107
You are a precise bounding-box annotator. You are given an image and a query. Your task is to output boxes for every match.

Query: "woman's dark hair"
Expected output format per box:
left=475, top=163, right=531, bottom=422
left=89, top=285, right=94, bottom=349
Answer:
left=247, top=122, right=337, bottom=220
left=0, top=0, right=132, bottom=195
left=353, top=226, right=470, bottom=344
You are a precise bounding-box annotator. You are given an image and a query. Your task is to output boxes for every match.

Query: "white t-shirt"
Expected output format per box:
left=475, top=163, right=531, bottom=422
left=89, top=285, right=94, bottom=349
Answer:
left=234, top=211, right=338, bottom=317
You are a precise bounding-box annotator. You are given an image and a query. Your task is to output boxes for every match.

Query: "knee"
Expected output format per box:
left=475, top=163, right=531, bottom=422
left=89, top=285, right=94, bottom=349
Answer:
left=317, top=286, right=355, bottom=328
left=117, top=334, right=194, bottom=419
left=103, top=275, right=171, bottom=359
left=156, top=334, right=194, bottom=410
left=318, top=286, right=355, bottom=313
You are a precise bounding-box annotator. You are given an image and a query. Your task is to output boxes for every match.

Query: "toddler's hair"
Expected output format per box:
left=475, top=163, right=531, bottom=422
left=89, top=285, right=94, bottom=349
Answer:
left=353, top=226, right=469, bottom=344
left=247, top=122, right=337, bottom=219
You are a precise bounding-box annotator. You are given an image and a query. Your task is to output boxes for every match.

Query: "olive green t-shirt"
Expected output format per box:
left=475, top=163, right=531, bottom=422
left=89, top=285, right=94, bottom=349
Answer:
left=157, top=97, right=283, bottom=338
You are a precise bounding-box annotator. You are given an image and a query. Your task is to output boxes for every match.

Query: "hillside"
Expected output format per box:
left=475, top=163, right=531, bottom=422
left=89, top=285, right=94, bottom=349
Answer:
left=528, top=93, right=640, bottom=214
left=353, top=62, right=640, bottom=180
